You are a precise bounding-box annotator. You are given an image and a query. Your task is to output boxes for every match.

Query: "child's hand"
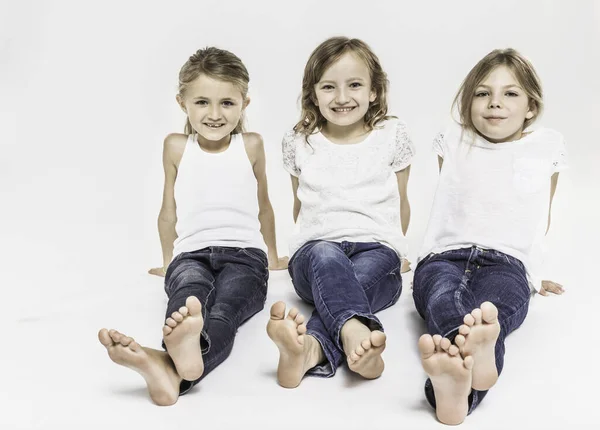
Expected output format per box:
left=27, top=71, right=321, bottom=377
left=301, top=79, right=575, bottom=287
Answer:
left=148, top=267, right=166, bottom=278
left=539, top=280, right=564, bottom=296
left=269, top=256, right=289, bottom=271
left=401, top=259, right=412, bottom=273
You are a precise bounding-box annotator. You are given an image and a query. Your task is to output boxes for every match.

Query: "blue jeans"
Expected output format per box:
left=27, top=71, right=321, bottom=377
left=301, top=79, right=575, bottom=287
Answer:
left=164, top=246, right=269, bottom=394
left=288, top=240, right=402, bottom=377
left=413, top=246, right=531, bottom=413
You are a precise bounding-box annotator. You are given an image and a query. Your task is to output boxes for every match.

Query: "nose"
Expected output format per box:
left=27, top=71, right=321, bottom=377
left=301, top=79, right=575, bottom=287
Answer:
left=488, top=93, right=502, bottom=109
left=335, top=88, right=350, bottom=104
left=208, top=104, right=222, bottom=120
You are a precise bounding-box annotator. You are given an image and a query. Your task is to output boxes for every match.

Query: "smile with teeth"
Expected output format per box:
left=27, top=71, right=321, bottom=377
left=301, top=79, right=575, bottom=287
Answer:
left=331, top=107, right=356, bottom=113
left=204, top=123, right=225, bottom=128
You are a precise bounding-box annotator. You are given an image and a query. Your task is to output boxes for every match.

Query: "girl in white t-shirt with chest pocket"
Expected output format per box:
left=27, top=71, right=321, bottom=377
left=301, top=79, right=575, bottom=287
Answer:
left=413, top=48, right=567, bottom=425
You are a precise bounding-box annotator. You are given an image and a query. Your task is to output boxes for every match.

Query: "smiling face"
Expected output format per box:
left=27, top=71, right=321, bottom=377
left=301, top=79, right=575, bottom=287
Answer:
left=313, top=52, right=376, bottom=129
left=470, top=65, right=534, bottom=143
left=178, top=74, right=247, bottom=141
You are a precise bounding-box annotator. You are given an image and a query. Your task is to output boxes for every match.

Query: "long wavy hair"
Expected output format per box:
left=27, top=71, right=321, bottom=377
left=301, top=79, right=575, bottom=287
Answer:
left=294, top=37, right=391, bottom=136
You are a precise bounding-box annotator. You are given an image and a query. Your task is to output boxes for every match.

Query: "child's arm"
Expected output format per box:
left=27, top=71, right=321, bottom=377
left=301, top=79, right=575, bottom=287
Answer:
left=546, top=173, right=559, bottom=234
left=395, top=165, right=411, bottom=236
left=291, top=176, right=301, bottom=223
left=538, top=172, right=565, bottom=295
left=149, top=134, right=183, bottom=277
left=246, top=133, right=289, bottom=270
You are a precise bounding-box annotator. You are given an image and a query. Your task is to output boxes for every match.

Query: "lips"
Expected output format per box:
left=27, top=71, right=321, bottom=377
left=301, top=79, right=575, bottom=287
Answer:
left=331, top=107, right=356, bottom=113
left=204, top=123, right=225, bottom=128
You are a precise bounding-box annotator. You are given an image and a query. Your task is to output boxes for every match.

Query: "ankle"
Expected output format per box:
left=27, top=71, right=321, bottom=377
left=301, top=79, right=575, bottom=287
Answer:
left=305, top=335, right=324, bottom=369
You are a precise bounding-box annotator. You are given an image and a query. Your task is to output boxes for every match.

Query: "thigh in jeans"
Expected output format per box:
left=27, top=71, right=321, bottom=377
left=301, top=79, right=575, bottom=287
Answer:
left=349, top=243, right=402, bottom=312
left=412, top=254, right=473, bottom=337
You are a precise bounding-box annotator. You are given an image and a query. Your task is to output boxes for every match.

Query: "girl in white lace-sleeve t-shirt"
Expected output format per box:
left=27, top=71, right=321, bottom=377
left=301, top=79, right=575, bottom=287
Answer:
left=266, top=37, right=414, bottom=388
left=412, top=48, right=567, bottom=425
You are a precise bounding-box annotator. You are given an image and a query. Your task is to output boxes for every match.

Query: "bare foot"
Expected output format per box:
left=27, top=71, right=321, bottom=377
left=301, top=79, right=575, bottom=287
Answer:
left=98, top=328, right=181, bottom=406
left=455, top=302, right=501, bottom=391
left=266, top=301, right=323, bottom=388
left=419, top=334, right=473, bottom=425
left=162, top=296, right=205, bottom=381
left=342, top=318, right=386, bottom=379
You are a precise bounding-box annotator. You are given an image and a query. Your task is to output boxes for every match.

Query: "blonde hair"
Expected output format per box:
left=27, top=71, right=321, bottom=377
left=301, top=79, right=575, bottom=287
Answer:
left=453, top=48, right=543, bottom=134
left=178, top=47, right=249, bottom=135
left=294, top=36, right=391, bottom=136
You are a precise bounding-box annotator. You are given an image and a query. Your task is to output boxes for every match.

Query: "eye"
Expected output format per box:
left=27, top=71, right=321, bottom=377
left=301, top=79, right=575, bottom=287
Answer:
left=505, top=91, right=519, bottom=97
left=475, top=91, right=489, bottom=97
left=195, top=100, right=208, bottom=105
left=222, top=101, right=235, bottom=107
left=349, top=82, right=362, bottom=88
left=321, top=84, right=334, bottom=90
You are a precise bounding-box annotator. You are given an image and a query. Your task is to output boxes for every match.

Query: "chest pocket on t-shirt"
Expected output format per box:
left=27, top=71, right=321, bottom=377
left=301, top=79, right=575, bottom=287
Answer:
left=512, top=157, right=549, bottom=194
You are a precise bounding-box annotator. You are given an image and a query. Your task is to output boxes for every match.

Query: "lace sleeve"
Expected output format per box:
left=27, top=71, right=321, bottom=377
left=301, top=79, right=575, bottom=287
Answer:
left=432, top=132, right=445, bottom=157
left=391, top=121, right=415, bottom=171
left=282, top=130, right=300, bottom=176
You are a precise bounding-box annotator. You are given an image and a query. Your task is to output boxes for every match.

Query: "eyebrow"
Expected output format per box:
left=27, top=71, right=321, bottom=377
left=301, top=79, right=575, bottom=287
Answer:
left=476, top=84, right=523, bottom=90
left=192, top=96, right=237, bottom=102
left=319, top=77, right=367, bottom=84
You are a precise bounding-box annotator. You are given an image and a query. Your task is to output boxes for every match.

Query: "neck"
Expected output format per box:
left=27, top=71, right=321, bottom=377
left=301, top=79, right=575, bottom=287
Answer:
left=322, top=119, right=369, bottom=144
left=196, top=133, right=232, bottom=153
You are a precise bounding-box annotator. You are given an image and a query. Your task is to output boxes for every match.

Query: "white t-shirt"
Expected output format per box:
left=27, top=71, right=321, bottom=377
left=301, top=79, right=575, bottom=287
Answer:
left=418, top=122, right=568, bottom=291
left=282, top=118, right=415, bottom=258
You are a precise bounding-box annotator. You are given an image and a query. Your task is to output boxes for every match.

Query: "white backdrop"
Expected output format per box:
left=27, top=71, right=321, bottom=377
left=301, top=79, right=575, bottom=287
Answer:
left=1, top=1, right=599, bottom=429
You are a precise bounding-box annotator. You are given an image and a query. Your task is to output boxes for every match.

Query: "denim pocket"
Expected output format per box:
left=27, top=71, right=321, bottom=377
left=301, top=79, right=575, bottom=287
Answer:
left=240, top=247, right=269, bottom=267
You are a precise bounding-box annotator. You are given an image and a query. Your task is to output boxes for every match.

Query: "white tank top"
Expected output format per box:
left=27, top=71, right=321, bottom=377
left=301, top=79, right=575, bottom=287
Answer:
left=172, top=133, right=267, bottom=258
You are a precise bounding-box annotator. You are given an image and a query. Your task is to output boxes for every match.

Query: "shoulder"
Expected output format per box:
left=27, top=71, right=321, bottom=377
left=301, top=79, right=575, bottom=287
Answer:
left=241, top=132, right=264, bottom=150
left=163, top=133, right=187, bottom=167
left=531, top=127, right=565, bottom=144
left=163, top=133, right=187, bottom=149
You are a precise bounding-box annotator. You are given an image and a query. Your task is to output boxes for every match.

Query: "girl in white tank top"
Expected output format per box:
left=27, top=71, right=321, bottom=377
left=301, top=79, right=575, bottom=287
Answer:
left=98, top=47, right=288, bottom=405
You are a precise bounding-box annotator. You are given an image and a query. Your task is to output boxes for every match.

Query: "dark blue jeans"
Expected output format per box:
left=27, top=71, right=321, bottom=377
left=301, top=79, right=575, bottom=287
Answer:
left=164, top=246, right=269, bottom=394
left=413, top=246, right=531, bottom=413
left=289, top=240, right=402, bottom=377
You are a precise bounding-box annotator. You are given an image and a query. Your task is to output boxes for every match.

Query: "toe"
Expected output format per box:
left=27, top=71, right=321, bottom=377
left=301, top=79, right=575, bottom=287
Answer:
left=172, top=312, right=184, bottom=322
left=163, top=326, right=172, bottom=336
left=448, top=345, right=459, bottom=356
left=371, top=331, right=386, bottom=348
left=361, top=339, right=372, bottom=350
left=120, top=336, right=133, bottom=346
left=418, top=334, right=435, bottom=358
left=471, top=308, right=482, bottom=325
left=350, top=351, right=360, bottom=362
left=480, top=302, right=498, bottom=324
left=185, top=296, right=202, bottom=316
left=464, top=355, right=474, bottom=370
left=355, top=345, right=365, bottom=356
left=166, top=318, right=177, bottom=328
left=109, top=330, right=122, bottom=342
left=288, top=307, right=299, bottom=320
left=178, top=306, right=189, bottom=317
left=297, top=324, right=307, bottom=335
left=432, top=334, right=442, bottom=350
left=458, top=325, right=471, bottom=336
left=98, top=329, right=112, bottom=346
left=463, top=313, right=475, bottom=327
left=269, top=301, right=286, bottom=320
left=455, top=334, right=466, bottom=349
left=440, top=337, right=451, bottom=352
left=294, top=313, right=305, bottom=325
left=129, top=341, right=140, bottom=351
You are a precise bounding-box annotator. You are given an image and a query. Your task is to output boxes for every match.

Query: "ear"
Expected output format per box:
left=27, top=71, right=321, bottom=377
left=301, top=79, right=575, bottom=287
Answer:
left=176, top=94, right=187, bottom=113
left=369, top=89, right=377, bottom=103
left=243, top=96, right=251, bottom=109
left=525, top=111, right=534, bottom=119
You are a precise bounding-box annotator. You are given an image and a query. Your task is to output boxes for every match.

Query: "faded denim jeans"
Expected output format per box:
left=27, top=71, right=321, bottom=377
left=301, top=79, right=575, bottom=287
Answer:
left=413, top=246, right=531, bottom=413
left=289, top=240, right=402, bottom=376
left=164, top=246, right=269, bottom=394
